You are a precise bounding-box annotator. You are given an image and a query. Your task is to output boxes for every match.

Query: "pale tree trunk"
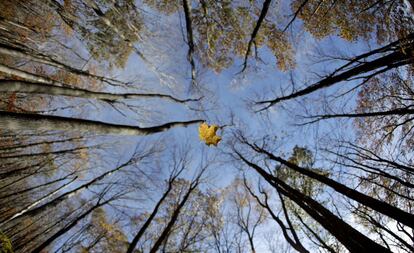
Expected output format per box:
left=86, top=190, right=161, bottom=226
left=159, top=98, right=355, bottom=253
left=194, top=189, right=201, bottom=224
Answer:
left=0, top=158, right=133, bottom=225
left=0, top=43, right=126, bottom=86
left=30, top=197, right=112, bottom=253
left=0, top=63, right=61, bottom=87
left=0, top=111, right=202, bottom=136
left=0, top=63, right=198, bottom=103
left=0, top=80, right=199, bottom=103
left=0, top=177, right=76, bottom=226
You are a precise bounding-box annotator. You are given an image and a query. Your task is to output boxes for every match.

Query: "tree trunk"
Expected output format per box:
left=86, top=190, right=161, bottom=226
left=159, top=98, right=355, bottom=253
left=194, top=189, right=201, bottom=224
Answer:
left=0, top=177, right=76, bottom=225
left=0, top=42, right=126, bottom=86
left=127, top=183, right=173, bottom=253
left=241, top=0, right=272, bottom=72
left=257, top=34, right=414, bottom=109
left=1, top=159, right=131, bottom=224
left=149, top=182, right=198, bottom=253
left=259, top=148, right=414, bottom=229
left=30, top=198, right=111, bottom=253
left=236, top=151, right=392, bottom=253
left=0, top=111, right=202, bottom=136
left=0, top=79, right=198, bottom=103
left=182, top=0, right=197, bottom=87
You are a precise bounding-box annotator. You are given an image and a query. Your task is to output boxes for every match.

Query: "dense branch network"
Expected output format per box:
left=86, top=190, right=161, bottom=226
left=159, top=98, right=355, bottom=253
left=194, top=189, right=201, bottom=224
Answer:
left=256, top=33, right=414, bottom=111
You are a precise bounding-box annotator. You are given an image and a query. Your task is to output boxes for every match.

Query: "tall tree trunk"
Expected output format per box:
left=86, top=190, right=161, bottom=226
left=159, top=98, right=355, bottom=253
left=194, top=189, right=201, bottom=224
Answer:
left=0, top=80, right=198, bottom=104
left=0, top=42, right=126, bottom=86
left=0, top=177, right=76, bottom=226
left=256, top=34, right=414, bottom=110
left=0, top=68, right=197, bottom=103
left=30, top=198, right=111, bottom=253
left=149, top=181, right=199, bottom=253
left=240, top=0, right=272, bottom=73
left=0, top=172, right=74, bottom=200
left=0, top=111, right=202, bottom=136
left=249, top=144, right=414, bottom=228
left=1, top=159, right=132, bottom=224
left=235, top=151, right=392, bottom=253
left=182, top=0, right=197, bottom=87
left=126, top=182, right=174, bottom=253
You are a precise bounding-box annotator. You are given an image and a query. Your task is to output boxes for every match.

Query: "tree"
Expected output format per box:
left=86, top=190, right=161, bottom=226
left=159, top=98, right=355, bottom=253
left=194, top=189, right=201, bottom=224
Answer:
left=256, top=33, right=414, bottom=111
left=230, top=131, right=414, bottom=252
left=144, top=0, right=295, bottom=73
left=233, top=148, right=392, bottom=252
left=290, top=0, right=411, bottom=42
left=227, top=177, right=267, bottom=253
left=74, top=207, right=128, bottom=253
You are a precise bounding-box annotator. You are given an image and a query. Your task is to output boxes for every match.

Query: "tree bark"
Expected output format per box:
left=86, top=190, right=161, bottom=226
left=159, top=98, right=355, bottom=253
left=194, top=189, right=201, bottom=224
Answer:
left=240, top=0, right=272, bottom=73
left=182, top=0, right=197, bottom=87
left=303, top=107, right=414, bottom=124
left=0, top=111, right=202, bottom=136
left=248, top=143, right=414, bottom=229
left=0, top=43, right=125, bottom=87
left=1, top=159, right=132, bottom=224
left=0, top=176, right=77, bottom=225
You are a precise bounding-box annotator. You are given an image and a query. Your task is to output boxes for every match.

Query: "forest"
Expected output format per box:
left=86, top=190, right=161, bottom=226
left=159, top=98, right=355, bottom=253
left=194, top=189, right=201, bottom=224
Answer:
left=0, top=0, right=413, bottom=252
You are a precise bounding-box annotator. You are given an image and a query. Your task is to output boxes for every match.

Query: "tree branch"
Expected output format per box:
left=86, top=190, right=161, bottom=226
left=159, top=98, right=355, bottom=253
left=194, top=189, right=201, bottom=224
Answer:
left=239, top=0, right=272, bottom=73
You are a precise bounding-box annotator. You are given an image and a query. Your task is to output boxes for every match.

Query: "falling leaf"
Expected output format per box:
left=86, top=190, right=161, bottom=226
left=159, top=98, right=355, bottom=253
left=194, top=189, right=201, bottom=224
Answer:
left=199, top=123, right=221, bottom=146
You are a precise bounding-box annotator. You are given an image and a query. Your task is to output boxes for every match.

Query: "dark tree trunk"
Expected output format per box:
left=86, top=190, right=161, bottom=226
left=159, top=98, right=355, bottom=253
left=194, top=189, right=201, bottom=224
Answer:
left=149, top=181, right=199, bottom=253
left=257, top=34, right=414, bottom=110
left=236, top=151, right=392, bottom=253
left=126, top=183, right=173, bottom=253
left=30, top=199, right=110, bottom=253
left=252, top=145, right=414, bottom=229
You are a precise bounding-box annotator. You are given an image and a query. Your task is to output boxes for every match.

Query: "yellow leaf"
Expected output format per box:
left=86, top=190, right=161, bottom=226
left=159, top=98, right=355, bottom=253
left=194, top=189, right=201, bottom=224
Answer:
left=199, top=123, right=222, bottom=146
